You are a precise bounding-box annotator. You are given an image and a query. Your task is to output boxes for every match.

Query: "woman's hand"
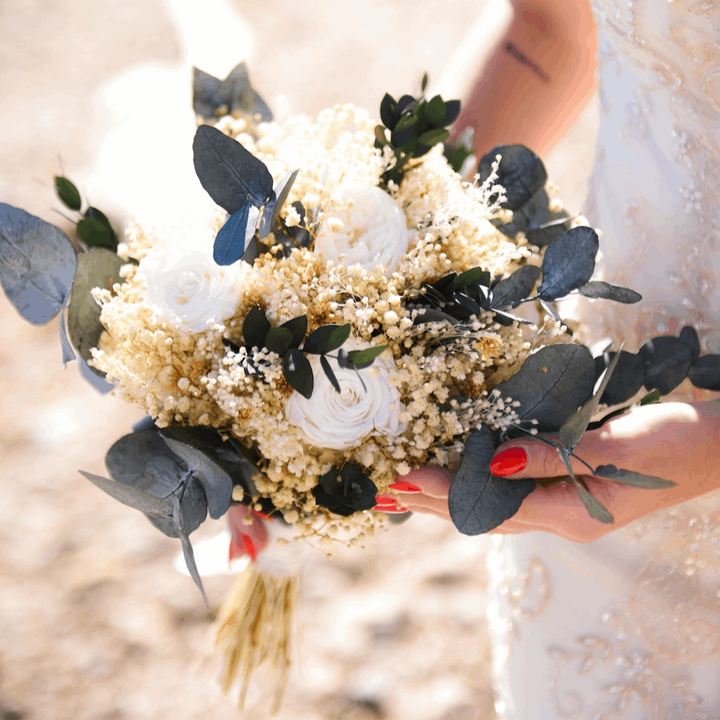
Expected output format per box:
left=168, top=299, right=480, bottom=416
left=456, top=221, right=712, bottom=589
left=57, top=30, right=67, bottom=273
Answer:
left=377, top=401, right=720, bottom=542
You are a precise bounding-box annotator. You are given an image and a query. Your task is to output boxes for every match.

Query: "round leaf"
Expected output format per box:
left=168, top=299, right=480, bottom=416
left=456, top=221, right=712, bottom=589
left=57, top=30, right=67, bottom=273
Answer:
left=67, top=248, right=125, bottom=365
left=477, top=145, right=547, bottom=210
left=538, top=227, right=599, bottom=301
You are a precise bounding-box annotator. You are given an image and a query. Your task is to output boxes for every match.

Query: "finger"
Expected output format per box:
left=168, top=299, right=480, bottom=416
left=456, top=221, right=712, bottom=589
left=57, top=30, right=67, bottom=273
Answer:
left=394, top=467, right=453, bottom=498
left=489, top=438, right=597, bottom=480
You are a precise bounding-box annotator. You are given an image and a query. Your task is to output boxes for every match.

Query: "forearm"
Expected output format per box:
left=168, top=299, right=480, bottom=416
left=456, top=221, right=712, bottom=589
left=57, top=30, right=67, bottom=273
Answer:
left=454, top=0, right=597, bottom=158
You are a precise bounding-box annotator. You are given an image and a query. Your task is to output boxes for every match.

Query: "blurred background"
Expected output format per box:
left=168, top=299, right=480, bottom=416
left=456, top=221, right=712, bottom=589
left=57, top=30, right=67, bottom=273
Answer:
left=0, top=1, right=597, bottom=718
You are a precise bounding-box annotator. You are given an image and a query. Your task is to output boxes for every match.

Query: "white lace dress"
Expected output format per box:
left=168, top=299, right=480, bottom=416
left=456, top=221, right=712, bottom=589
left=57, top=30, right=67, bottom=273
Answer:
left=488, top=2, right=720, bottom=718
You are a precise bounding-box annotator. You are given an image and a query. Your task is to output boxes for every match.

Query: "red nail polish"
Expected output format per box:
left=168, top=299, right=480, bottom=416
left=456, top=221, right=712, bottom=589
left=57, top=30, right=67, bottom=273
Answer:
left=388, top=481, right=422, bottom=493
left=490, top=447, right=527, bottom=476
left=375, top=495, right=399, bottom=506
left=243, top=534, right=258, bottom=562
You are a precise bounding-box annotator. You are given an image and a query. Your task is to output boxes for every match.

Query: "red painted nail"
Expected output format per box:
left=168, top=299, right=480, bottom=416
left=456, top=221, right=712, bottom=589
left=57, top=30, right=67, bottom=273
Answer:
left=388, top=481, right=422, bottom=493
left=243, top=534, right=258, bottom=562
left=375, top=495, right=399, bottom=506
left=374, top=502, right=408, bottom=513
left=490, top=447, right=528, bottom=476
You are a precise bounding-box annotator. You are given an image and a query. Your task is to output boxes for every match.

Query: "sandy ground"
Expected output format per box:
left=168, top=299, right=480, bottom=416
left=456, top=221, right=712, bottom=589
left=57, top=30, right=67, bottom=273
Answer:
left=0, top=1, right=597, bottom=718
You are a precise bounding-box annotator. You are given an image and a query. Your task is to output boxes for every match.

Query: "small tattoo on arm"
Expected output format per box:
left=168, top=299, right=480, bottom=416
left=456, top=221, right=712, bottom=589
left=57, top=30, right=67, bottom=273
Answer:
left=505, top=42, right=549, bottom=82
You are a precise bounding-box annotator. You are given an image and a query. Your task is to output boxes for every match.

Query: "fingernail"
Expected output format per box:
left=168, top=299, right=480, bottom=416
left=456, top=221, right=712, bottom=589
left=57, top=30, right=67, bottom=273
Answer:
left=243, top=534, right=258, bottom=562
left=375, top=494, right=399, bottom=506
left=388, top=481, right=422, bottom=493
left=374, top=502, right=408, bottom=513
left=490, top=447, right=527, bottom=476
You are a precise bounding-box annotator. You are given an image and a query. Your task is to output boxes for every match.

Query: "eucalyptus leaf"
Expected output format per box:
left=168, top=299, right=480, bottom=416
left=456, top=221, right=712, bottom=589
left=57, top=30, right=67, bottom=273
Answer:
left=689, top=354, right=720, bottom=391
left=478, top=145, right=547, bottom=210
left=67, top=249, right=125, bottom=366
left=558, top=348, right=622, bottom=452
left=193, top=124, right=273, bottom=213
left=454, top=267, right=491, bottom=288
left=639, top=336, right=693, bottom=395
left=79, top=470, right=173, bottom=518
left=493, top=344, right=597, bottom=431
left=213, top=203, right=260, bottom=266
left=158, top=426, right=234, bottom=520
left=412, top=308, right=459, bottom=326
left=243, top=307, right=271, bottom=349
left=193, top=63, right=272, bottom=123
left=679, top=325, right=701, bottom=362
left=448, top=425, right=534, bottom=535
left=594, top=464, right=676, bottom=489
left=59, top=293, right=75, bottom=365
left=284, top=348, right=313, bottom=398
left=557, top=449, right=614, bottom=524
left=176, top=500, right=208, bottom=605
left=303, top=323, right=352, bottom=355
left=490, top=266, right=541, bottom=309
left=258, top=169, right=299, bottom=238
left=55, top=176, right=82, bottom=211
left=595, top=350, right=646, bottom=406
left=525, top=210, right=572, bottom=248
left=0, top=203, right=77, bottom=325
left=105, top=429, right=207, bottom=537
left=577, top=281, right=642, bottom=304
left=537, top=227, right=599, bottom=301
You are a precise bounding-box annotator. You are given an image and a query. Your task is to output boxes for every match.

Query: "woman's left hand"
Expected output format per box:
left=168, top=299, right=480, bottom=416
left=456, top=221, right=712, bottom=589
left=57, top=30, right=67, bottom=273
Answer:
left=377, top=400, right=720, bottom=543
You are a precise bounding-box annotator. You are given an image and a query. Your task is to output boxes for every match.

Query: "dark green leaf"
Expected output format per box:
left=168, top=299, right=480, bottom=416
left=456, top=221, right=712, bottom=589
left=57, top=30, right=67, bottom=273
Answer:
left=679, top=325, right=701, bottom=362
left=443, top=100, right=461, bottom=126
left=639, top=336, right=693, bottom=395
left=689, top=354, right=720, bottom=391
left=395, top=95, right=416, bottom=117
left=346, top=345, right=387, bottom=369
left=493, top=344, right=597, bottom=432
left=421, top=72, right=429, bottom=93
left=478, top=145, right=547, bottom=210
left=525, top=211, right=572, bottom=248
left=454, top=267, right=491, bottom=288
left=67, top=249, right=125, bottom=367
left=639, top=388, right=662, bottom=405
left=417, top=128, right=450, bottom=147
left=594, top=464, right=676, bottom=489
left=0, top=203, right=77, bottom=325
left=193, top=124, right=273, bottom=213
left=412, top=308, right=459, bottom=326
left=279, top=314, right=307, bottom=348
left=312, top=463, right=377, bottom=516
left=320, top=354, right=341, bottom=393
left=55, top=176, right=82, bottom=211
left=303, top=323, right=352, bottom=354
left=284, top=348, right=313, bottom=398
left=578, top=281, right=642, bottom=304
left=76, top=216, right=115, bottom=251
left=448, top=425, right=534, bottom=535
left=243, top=307, right=271, bottom=349
left=394, top=113, right=418, bottom=133
left=258, top=168, right=299, bottom=239
left=490, top=266, right=541, bottom=309
left=538, top=227, right=599, bottom=301
left=265, top=326, right=293, bottom=355
left=213, top=202, right=260, bottom=266
left=559, top=348, right=622, bottom=453
left=424, top=95, right=446, bottom=126
left=380, top=94, right=397, bottom=130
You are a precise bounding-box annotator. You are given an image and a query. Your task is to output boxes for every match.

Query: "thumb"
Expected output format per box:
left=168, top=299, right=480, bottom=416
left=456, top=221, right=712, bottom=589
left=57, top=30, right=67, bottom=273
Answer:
left=490, top=438, right=592, bottom=480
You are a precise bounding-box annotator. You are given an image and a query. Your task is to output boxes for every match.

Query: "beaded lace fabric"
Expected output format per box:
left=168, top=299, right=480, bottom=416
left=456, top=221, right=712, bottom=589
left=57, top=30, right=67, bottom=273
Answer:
left=487, top=1, right=720, bottom=717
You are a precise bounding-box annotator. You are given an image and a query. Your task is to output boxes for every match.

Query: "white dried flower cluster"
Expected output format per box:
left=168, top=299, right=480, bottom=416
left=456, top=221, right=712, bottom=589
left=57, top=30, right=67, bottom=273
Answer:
left=90, top=104, right=565, bottom=539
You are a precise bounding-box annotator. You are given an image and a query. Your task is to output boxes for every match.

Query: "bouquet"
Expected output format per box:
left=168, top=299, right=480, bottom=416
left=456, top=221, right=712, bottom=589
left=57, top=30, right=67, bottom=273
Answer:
left=3, top=64, right=719, bottom=709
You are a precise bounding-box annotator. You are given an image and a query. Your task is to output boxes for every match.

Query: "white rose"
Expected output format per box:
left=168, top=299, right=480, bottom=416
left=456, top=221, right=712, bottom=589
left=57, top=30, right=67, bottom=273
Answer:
left=139, top=246, right=241, bottom=332
left=314, top=186, right=410, bottom=272
left=285, top=340, right=407, bottom=450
